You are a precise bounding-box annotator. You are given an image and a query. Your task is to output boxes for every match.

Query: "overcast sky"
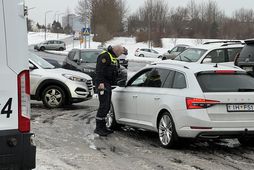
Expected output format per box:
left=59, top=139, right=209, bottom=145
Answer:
left=25, top=0, right=254, bottom=25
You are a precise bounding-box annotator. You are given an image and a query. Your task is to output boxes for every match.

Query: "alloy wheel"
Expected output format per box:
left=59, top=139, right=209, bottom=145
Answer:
left=159, top=114, right=173, bottom=146
left=44, top=88, right=63, bottom=107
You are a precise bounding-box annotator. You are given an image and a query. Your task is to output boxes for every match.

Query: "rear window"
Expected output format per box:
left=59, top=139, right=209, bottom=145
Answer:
left=239, top=44, right=254, bottom=62
left=197, top=73, right=254, bottom=92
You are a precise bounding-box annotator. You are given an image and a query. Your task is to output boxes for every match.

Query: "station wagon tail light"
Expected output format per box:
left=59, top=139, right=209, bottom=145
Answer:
left=186, top=97, right=220, bottom=109
left=17, top=70, right=31, bottom=132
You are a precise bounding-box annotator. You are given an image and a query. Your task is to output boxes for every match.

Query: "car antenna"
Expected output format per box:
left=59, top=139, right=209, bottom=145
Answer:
left=214, top=63, right=218, bottom=68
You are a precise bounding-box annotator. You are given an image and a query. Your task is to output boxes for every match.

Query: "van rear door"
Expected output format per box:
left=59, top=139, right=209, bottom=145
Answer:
left=0, top=0, right=19, bottom=130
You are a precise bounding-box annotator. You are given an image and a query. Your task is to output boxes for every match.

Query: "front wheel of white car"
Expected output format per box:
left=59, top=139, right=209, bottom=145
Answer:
left=106, top=104, right=121, bottom=130
left=158, top=112, right=178, bottom=148
left=42, top=85, right=65, bottom=108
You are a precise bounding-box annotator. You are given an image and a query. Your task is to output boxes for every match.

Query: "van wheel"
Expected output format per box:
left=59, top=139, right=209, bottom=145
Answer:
left=158, top=112, right=178, bottom=148
left=162, top=57, right=166, bottom=60
left=139, top=54, right=144, bottom=57
left=42, top=85, right=65, bottom=108
left=59, top=47, right=64, bottom=51
left=40, top=46, right=45, bottom=51
left=106, top=103, right=121, bottom=130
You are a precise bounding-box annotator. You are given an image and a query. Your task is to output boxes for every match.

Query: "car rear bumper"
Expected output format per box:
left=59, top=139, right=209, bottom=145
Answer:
left=175, top=110, right=254, bottom=139
left=0, top=130, right=36, bottom=169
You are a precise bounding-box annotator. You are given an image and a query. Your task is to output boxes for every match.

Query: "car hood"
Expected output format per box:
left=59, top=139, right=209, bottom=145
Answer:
left=42, top=68, right=92, bottom=80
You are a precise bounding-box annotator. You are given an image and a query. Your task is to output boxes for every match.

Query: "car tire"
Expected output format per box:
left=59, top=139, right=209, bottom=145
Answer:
left=106, top=103, right=121, bottom=130
left=59, top=47, right=64, bottom=51
left=139, top=54, right=144, bottom=57
left=158, top=112, right=178, bottom=148
left=238, top=137, right=254, bottom=146
left=162, top=57, right=167, bottom=60
left=41, top=85, right=65, bottom=109
left=40, top=46, right=46, bottom=51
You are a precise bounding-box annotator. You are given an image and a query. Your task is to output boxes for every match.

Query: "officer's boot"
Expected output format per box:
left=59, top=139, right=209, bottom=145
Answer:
left=101, top=119, right=114, bottom=134
left=94, top=119, right=111, bottom=136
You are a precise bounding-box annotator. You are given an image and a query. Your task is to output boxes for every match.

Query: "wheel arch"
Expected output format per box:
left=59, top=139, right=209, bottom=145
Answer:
left=156, top=109, right=171, bottom=129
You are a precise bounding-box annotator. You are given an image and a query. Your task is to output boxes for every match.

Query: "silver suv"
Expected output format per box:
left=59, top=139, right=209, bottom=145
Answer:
left=174, top=41, right=243, bottom=65
left=29, top=53, right=94, bottom=108
left=34, top=40, right=66, bottom=51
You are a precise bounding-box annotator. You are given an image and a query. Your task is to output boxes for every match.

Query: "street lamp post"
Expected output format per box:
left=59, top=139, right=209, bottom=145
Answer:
left=56, top=13, right=65, bottom=39
left=45, top=10, right=53, bottom=40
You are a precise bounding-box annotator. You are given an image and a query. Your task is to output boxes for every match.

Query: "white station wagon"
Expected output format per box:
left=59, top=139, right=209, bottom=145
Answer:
left=107, top=61, right=254, bottom=148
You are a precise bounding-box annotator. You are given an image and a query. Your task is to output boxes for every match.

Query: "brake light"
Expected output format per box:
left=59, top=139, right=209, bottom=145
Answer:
left=214, top=70, right=236, bottom=74
left=186, top=97, right=220, bottom=109
left=17, top=70, right=31, bottom=132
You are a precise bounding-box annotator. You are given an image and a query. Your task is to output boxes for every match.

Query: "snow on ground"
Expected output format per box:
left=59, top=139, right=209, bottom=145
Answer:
left=28, top=32, right=71, bottom=45
left=28, top=32, right=227, bottom=63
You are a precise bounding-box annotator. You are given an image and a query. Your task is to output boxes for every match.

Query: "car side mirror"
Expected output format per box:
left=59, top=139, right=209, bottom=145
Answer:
left=29, top=63, right=35, bottom=70
left=168, top=50, right=171, bottom=53
left=117, top=79, right=126, bottom=87
left=203, top=58, right=212, bottom=64
left=76, top=58, right=83, bottom=65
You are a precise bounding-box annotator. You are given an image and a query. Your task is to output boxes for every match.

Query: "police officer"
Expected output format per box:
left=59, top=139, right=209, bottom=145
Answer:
left=94, top=45, right=128, bottom=136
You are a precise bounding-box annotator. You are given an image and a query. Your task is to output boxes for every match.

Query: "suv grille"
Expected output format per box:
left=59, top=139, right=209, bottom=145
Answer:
left=86, top=80, right=93, bottom=91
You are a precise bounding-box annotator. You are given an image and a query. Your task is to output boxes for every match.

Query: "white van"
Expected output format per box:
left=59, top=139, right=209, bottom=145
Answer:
left=0, top=0, right=36, bottom=169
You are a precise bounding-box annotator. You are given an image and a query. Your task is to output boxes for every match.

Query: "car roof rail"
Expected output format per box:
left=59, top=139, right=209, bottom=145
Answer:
left=152, top=61, right=189, bottom=69
left=244, top=39, right=254, bottom=45
left=220, top=42, right=245, bottom=46
left=203, top=40, right=242, bottom=45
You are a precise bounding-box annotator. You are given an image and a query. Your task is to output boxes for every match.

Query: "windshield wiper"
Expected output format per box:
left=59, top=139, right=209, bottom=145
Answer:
left=238, top=88, right=254, bottom=92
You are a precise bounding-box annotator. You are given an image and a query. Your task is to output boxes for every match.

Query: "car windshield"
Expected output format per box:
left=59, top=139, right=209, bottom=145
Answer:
left=197, top=73, right=254, bottom=92
left=29, top=53, right=55, bottom=69
left=81, top=51, right=102, bottom=63
left=174, top=48, right=207, bottom=62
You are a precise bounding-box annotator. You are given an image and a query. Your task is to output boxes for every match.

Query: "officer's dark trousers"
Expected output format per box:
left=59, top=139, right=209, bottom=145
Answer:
left=95, top=84, right=112, bottom=130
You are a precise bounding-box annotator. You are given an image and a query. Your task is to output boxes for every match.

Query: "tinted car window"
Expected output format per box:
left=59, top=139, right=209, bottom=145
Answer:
left=81, top=51, right=101, bottom=63
left=206, top=49, right=226, bottom=63
left=197, top=73, right=254, bottom=92
left=163, top=70, right=175, bottom=88
left=177, top=47, right=186, bottom=52
left=227, top=48, right=242, bottom=61
left=239, top=44, right=254, bottom=62
left=68, top=50, right=76, bottom=60
left=172, top=72, right=186, bottom=89
left=175, top=48, right=207, bottom=62
left=129, top=69, right=153, bottom=87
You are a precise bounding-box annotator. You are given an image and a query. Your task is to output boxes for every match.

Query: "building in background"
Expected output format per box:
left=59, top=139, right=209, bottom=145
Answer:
left=62, top=14, right=85, bottom=32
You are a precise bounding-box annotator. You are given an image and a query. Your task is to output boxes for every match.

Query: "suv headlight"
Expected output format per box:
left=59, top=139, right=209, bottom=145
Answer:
left=62, top=74, right=87, bottom=82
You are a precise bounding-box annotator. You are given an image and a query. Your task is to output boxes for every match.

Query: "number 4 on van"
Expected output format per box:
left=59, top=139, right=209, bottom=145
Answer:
left=1, top=98, right=13, bottom=118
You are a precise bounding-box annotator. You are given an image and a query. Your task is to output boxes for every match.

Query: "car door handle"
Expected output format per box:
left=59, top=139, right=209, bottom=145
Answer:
left=154, top=97, right=160, bottom=100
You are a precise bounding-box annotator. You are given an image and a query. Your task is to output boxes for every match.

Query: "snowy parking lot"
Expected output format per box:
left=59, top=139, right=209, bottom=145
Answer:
left=32, top=98, right=254, bottom=170
left=28, top=33, right=254, bottom=170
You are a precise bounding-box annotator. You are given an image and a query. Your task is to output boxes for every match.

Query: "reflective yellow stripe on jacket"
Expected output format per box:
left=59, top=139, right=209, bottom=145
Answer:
left=101, top=51, right=117, bottom=64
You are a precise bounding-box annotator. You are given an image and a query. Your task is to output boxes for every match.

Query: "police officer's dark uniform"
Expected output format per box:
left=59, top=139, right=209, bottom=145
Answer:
left=94, top=46, right=119, bottom=136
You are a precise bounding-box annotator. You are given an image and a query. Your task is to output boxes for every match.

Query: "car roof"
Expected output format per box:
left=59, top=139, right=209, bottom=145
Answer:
left=151, top=60, right=244, bottom=74
left=73, top=48, right=102, bottom=52
left=188, top=43, right=244, bottom=51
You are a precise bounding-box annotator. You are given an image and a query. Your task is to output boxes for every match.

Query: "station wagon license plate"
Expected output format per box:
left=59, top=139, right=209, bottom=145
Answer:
left=227, top=104, right=254, bottom=112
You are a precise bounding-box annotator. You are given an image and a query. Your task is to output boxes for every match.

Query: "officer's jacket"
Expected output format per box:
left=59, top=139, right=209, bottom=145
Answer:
left=95, top=48, right=119, bottom=86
